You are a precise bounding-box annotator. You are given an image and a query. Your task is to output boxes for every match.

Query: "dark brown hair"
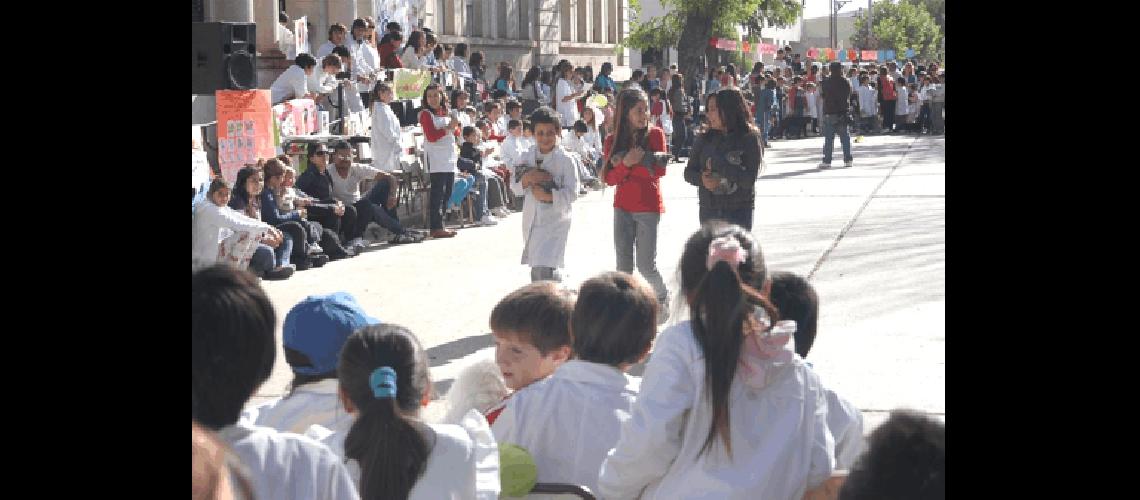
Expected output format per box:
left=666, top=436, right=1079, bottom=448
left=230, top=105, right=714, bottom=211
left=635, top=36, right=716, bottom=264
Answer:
left=679, top=222, right=779, bottom=458
left=571, top=272, right=658, bottom=366
left=601, top=88, right=650, bottom=180
left=489, top=281, right=575, bottom=355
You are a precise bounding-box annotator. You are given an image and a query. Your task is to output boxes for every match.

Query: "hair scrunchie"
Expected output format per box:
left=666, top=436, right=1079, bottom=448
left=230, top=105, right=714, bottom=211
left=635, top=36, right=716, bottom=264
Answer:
left=706, top=236, right=747, bottom=271
left=370, top=366, right=397, bottom=399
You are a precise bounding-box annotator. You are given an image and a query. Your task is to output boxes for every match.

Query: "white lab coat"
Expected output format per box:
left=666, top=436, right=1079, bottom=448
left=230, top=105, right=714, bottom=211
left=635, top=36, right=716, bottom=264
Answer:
left=511, top=145, right=579, bottom=269
left=315, top=41, right=339, bottom=60
left=857, top=86, right=878, bottom=117
left=491, top=360, right=639, bottom=496
left=824, top=386, right=866, bottom=470
left=597, top=320, right=835, bottom=500
left=307, top=409, right=500, bottom=500
left=555, top=79, right=580, bottom=126
left=192, top=200, right=271, bottom=271
left=895, top=87, right=910, bottom=116
left=216, top=421, right=360, bottom=500
left=500, top=135, right=531, bottom=171
left=270, top=65, right=311, bottom=104
left=371, top=101, right=403, bottom=171
left=240, top=378, right=354, bottom=436
left=401, top=47, right=427, bottom=70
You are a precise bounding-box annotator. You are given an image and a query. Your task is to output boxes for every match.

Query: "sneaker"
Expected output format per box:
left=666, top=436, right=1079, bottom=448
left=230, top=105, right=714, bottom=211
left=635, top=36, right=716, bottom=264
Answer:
left=295, top=258, right=313, bottom=271
left=311, top=254, right=329, bottom=268
left=478, top=214, right=499, bottom=226
left=307, top=242, right=324, bottom=255
left=348, top=237, right=367, bottom=252
left=818, top=162, right=832, bottom=169
left=264, top=265, right=295, bottom=280
left=844, top=160, right=852, bottom=168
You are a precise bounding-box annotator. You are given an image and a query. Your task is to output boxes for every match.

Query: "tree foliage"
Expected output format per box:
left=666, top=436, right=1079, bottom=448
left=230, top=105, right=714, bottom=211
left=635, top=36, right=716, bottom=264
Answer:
left=850, top=0, right=942, bottom=59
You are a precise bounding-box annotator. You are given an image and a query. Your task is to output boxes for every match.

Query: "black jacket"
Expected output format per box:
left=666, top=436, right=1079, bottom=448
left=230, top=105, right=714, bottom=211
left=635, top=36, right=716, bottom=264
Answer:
left=684, top=129, right=763, bottom=210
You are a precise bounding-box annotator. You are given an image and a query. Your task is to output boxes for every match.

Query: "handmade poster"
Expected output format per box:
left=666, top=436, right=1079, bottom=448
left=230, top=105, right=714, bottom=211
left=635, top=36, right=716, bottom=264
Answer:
left=294, top=16, right=309, bottom=55
left=393, top=69, right=433, bottom=100
left=216, top=90, right=274, bottom=183
left=193, top=126, right=211, bottom=191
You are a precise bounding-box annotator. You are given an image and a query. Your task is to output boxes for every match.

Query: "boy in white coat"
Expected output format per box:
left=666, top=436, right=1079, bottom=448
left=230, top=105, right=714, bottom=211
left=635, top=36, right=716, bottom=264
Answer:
left=369, top=82, right=402, bottom=171
left=491, top=272, right=658, bottom=497
left=511, top=107, right=580, bottom=282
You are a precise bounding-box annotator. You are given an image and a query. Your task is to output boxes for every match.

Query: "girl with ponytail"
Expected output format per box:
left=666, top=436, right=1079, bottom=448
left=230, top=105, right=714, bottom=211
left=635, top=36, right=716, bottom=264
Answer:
left=305, top=324, right=500, bottom=499
left=598, top=221, right=835, bottom=500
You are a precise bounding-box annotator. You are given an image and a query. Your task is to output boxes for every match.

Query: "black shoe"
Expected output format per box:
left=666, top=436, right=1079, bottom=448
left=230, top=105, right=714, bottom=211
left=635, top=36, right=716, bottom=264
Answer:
left=264, top=265, right=295, bottom=280
left=295, top=258, right=313, bottom=271
left=311, top=254, right=329, bottom=267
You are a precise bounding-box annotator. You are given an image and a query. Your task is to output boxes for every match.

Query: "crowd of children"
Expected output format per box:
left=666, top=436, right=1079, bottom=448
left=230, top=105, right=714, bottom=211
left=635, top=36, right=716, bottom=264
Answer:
left=193, top=219, right=945, bottom=500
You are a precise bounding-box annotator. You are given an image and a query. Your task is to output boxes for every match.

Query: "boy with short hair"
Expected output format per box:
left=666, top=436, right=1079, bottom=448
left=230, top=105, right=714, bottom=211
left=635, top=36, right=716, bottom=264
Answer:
left=491, top=271, right=658, bottom=495
left=241, top=292, right=379, bottom=435
left=485, top=280, right=577, bottom=423
left=192, top=266, right=359, bottom=500
left=511, top=106, right=580, bottom=282
left=459, top=125, right=500, bottom=226
left=562, top=119, right=600, bottom=191
left=857, top=76, right=879, bottom=135
left=505, top=100, right=523, bottom=126
left=484, top=101, right=507, bottom=142
left=768, top=271, right=866, bottom=470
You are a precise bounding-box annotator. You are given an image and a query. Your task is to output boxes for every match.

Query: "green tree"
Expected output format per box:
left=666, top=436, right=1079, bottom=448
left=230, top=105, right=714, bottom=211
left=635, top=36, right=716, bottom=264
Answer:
left=851, top=0, right=942, bottom=59
left=909, top=0, right=944, bottom=31
left=624, top=0, right=801, bottom=89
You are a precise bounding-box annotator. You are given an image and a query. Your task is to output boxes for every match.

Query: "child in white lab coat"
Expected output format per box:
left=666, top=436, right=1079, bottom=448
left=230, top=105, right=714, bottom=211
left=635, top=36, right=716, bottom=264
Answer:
left=192, top=266, right=358, bottom=500
left=306, top=324, right=500, bottom=500
left=511, top=106, right=580, bottom=282
left=893, top=76, right=911, bottom=134
left=857, top=76, right=879, bottom=135
left=492, top=271, right=658, bottom=496
left=561, top=120, right=600, bottom=190
left=804, top=82, right=820, bottom=135
left=597, top=222, right=834, bottom=500
left=241, top=292, right=379, bottom=436
left=769, top=271, right=866, bottom=471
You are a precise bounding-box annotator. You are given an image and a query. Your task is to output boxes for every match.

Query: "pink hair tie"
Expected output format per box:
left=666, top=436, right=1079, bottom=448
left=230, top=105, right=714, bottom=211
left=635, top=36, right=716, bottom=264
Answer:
left=706, top=236, right=747, bottom=271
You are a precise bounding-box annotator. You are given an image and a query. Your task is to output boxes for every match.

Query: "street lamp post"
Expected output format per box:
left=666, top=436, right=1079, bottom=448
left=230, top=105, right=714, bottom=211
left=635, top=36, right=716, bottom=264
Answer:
left=833, top=0, right=850, bottom=51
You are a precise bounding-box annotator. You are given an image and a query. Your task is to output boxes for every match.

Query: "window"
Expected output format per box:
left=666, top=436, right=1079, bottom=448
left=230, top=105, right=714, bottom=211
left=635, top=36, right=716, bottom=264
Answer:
left=561, top=0, right=572, bottom=42
left=499, top=0, right=509, bottom=38
left=466, top=0, right=482, bottom=37
left=592, top=0, right=603, bottom=43
left=577, top=0, right=587, bottom=43
left=519, top=0, right=529, bottom=40
left=609, top=0, right=619, bottom=44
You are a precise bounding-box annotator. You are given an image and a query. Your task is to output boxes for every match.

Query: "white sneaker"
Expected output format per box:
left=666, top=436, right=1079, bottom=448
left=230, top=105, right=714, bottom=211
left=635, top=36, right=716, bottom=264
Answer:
left=478, top=214, right=499, bottom=226
left=348, top=237, right=367, bottom=250
left=844, top=160, right=853, bottom=168
left=495, top=207, right=510, bottom=218
left=818, top=162, right=832, bottom=169
left=307, top=243, right=324, bottom=255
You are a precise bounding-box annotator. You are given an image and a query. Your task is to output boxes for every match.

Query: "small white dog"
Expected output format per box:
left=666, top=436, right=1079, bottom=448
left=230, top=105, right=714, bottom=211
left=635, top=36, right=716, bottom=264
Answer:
left=439, top=357, right=510, bottom=425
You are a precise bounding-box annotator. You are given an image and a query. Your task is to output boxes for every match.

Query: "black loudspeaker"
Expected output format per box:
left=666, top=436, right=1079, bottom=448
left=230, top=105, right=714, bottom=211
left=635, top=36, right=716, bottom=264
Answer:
left=192, top=22, right=257, bottom=94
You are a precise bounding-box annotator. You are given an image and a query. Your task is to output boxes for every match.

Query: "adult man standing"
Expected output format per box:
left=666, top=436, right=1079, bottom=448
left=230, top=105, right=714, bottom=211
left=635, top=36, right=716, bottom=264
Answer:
left=295, top=143, right=359, bottom=256
left=818, top=62, right=853, bottom=169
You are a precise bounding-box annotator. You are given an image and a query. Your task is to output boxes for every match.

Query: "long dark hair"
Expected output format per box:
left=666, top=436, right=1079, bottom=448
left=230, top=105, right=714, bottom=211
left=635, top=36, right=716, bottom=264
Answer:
left=420, top=82, right=447, bottom=115
left=230, top=165, right=262, bottom=217
left=601, top=88, right=650, bottom=180
left=679, top=222, right=779, bottom=458
left=340, top=324, right=432, bottom=500
left=521, top=66, right=541, bottom=89
left=708, top=88, right=758, bottom=137
left=404, top=30, right=424, bottom=54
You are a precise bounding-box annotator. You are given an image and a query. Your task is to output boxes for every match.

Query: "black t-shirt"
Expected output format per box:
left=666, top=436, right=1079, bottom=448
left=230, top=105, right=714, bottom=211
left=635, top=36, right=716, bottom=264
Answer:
left=820, top=76, right=852, bottom=115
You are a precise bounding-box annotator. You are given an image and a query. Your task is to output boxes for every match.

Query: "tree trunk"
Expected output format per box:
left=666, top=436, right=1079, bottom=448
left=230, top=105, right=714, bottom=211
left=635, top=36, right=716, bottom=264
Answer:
left=677, top=11, right=714, bottom=100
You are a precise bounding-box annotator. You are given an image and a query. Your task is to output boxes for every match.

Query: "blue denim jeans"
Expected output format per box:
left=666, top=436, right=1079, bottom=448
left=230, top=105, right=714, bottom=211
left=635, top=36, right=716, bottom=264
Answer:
left=249, top=238, right=292, bottom=277
left=821, top=114, right=853, bottom=165
left=759, top=109, right=772, bottom=142
left=365, top=180, right=407, bottom=235
left=613, top=209, right=669, bottom=303
left=448, top=175, right=474, bottom=209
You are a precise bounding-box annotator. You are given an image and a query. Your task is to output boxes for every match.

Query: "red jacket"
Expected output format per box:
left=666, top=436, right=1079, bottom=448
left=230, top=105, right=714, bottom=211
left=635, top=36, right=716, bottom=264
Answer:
left=420, top=107, right=450, bottom=142
left=603, top=127, right=667, bottom=213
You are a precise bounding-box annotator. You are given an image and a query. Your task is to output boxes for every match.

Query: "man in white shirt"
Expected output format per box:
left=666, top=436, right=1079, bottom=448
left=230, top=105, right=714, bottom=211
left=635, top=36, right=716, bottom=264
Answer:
left=315, top=23, right=348, bottom=60
left=269, top=54, right=319, bottom=104
left=328, top=140, right=392, bottom=248
left=192, top=266, right=360, bottom=500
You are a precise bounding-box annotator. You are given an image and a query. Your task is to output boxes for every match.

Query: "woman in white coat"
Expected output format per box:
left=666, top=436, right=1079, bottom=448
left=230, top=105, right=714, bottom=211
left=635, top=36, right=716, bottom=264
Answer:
left=511, top=107, right=580, bottom=282
left=597, top=222, right=835, bottom=500
left=370, top=81, right=402, bottom=172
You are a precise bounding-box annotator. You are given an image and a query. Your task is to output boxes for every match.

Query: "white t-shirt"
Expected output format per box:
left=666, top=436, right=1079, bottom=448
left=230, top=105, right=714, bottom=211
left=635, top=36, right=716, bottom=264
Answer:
left=217, top=422, right=360, bottom=500
left=270, top=65, right=310, bottom=104
left=328, top=162, right=381, bottom=204
left=241, top=379, right=354, bottom=436
left=555, top=79, right=580, bottom=126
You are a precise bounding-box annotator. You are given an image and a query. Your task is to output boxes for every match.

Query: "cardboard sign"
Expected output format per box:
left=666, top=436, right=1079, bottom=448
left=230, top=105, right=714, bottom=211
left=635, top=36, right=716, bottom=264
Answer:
left=215, top=90, right=274, bottom=184
left=272, top=98, right=319, bottom=138
left=393, top=69, right=433, bottom=100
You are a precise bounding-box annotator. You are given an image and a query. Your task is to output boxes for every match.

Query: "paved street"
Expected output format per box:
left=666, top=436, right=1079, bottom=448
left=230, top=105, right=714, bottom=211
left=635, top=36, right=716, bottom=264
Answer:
left=249, top=132, right=946, bottom=433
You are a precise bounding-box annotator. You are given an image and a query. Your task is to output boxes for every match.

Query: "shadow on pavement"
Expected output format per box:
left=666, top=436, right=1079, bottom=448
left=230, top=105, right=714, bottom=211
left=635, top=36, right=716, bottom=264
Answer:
left=426, top=333, right=494, bottom=368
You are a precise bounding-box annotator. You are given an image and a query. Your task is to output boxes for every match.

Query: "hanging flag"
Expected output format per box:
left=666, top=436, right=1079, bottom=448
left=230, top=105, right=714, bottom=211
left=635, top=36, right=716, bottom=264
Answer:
left=883, top=49, right=895, bottom=61
left=825, top=48, right=836, bottom=61
left=906, top=48, right=915, bottom=58
left=861, top=50, right=877, bottom=61
left=847, top=49, right=857, bottom=61
left=742, top=41, right=751, bottom=53
left=838, top=49, right=848, bottom=61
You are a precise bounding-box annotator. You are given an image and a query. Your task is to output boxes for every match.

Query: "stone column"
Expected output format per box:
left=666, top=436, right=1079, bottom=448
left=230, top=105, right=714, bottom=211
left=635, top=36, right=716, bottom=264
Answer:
left=328, top=0, right=358, bottom=32
left=568, top=0, right=577, bottom=42
left=253, top=0, right=279, bottom=56
left=507, top=0, right=520, bottom=39
left=536, top=0, right=561, bottom=67
left=208, top=0, right=254, bottom=22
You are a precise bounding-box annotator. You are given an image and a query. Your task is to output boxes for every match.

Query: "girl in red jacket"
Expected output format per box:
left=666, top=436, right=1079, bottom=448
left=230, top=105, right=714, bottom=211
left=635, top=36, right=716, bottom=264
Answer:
left=602, top=88, right=670, bottom=320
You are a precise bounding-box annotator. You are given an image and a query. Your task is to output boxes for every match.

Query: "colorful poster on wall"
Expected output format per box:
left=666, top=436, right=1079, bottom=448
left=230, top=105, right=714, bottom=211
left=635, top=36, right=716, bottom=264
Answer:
left=393, top=69, right=433, bottom=100
left=294, top=16, right=309, bottom=55
left=215, top=90, right=274, bottom=184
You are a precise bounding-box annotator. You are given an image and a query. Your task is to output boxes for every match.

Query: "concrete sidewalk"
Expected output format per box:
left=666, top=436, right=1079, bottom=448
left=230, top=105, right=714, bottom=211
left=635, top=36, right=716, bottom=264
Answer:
left=248, top=132, right=946, bottom=433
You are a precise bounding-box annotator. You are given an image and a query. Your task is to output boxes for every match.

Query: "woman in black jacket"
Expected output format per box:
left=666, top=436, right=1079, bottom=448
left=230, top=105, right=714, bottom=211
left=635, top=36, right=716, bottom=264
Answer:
left=683, top=88, right=764, bottom=230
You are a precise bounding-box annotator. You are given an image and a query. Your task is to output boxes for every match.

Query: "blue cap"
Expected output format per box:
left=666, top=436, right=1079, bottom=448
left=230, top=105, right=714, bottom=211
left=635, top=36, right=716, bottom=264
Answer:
left=283, top=293, right=379, bottom=375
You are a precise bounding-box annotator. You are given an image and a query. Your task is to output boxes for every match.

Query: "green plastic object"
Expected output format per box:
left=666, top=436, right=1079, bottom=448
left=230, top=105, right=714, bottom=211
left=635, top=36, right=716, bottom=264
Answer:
left=499, top=443, right=538, bottom=498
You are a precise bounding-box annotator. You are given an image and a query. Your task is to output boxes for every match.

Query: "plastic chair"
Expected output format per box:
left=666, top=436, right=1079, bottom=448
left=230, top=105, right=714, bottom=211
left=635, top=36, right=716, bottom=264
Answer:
left=529, top=483, right=596, bottom=499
